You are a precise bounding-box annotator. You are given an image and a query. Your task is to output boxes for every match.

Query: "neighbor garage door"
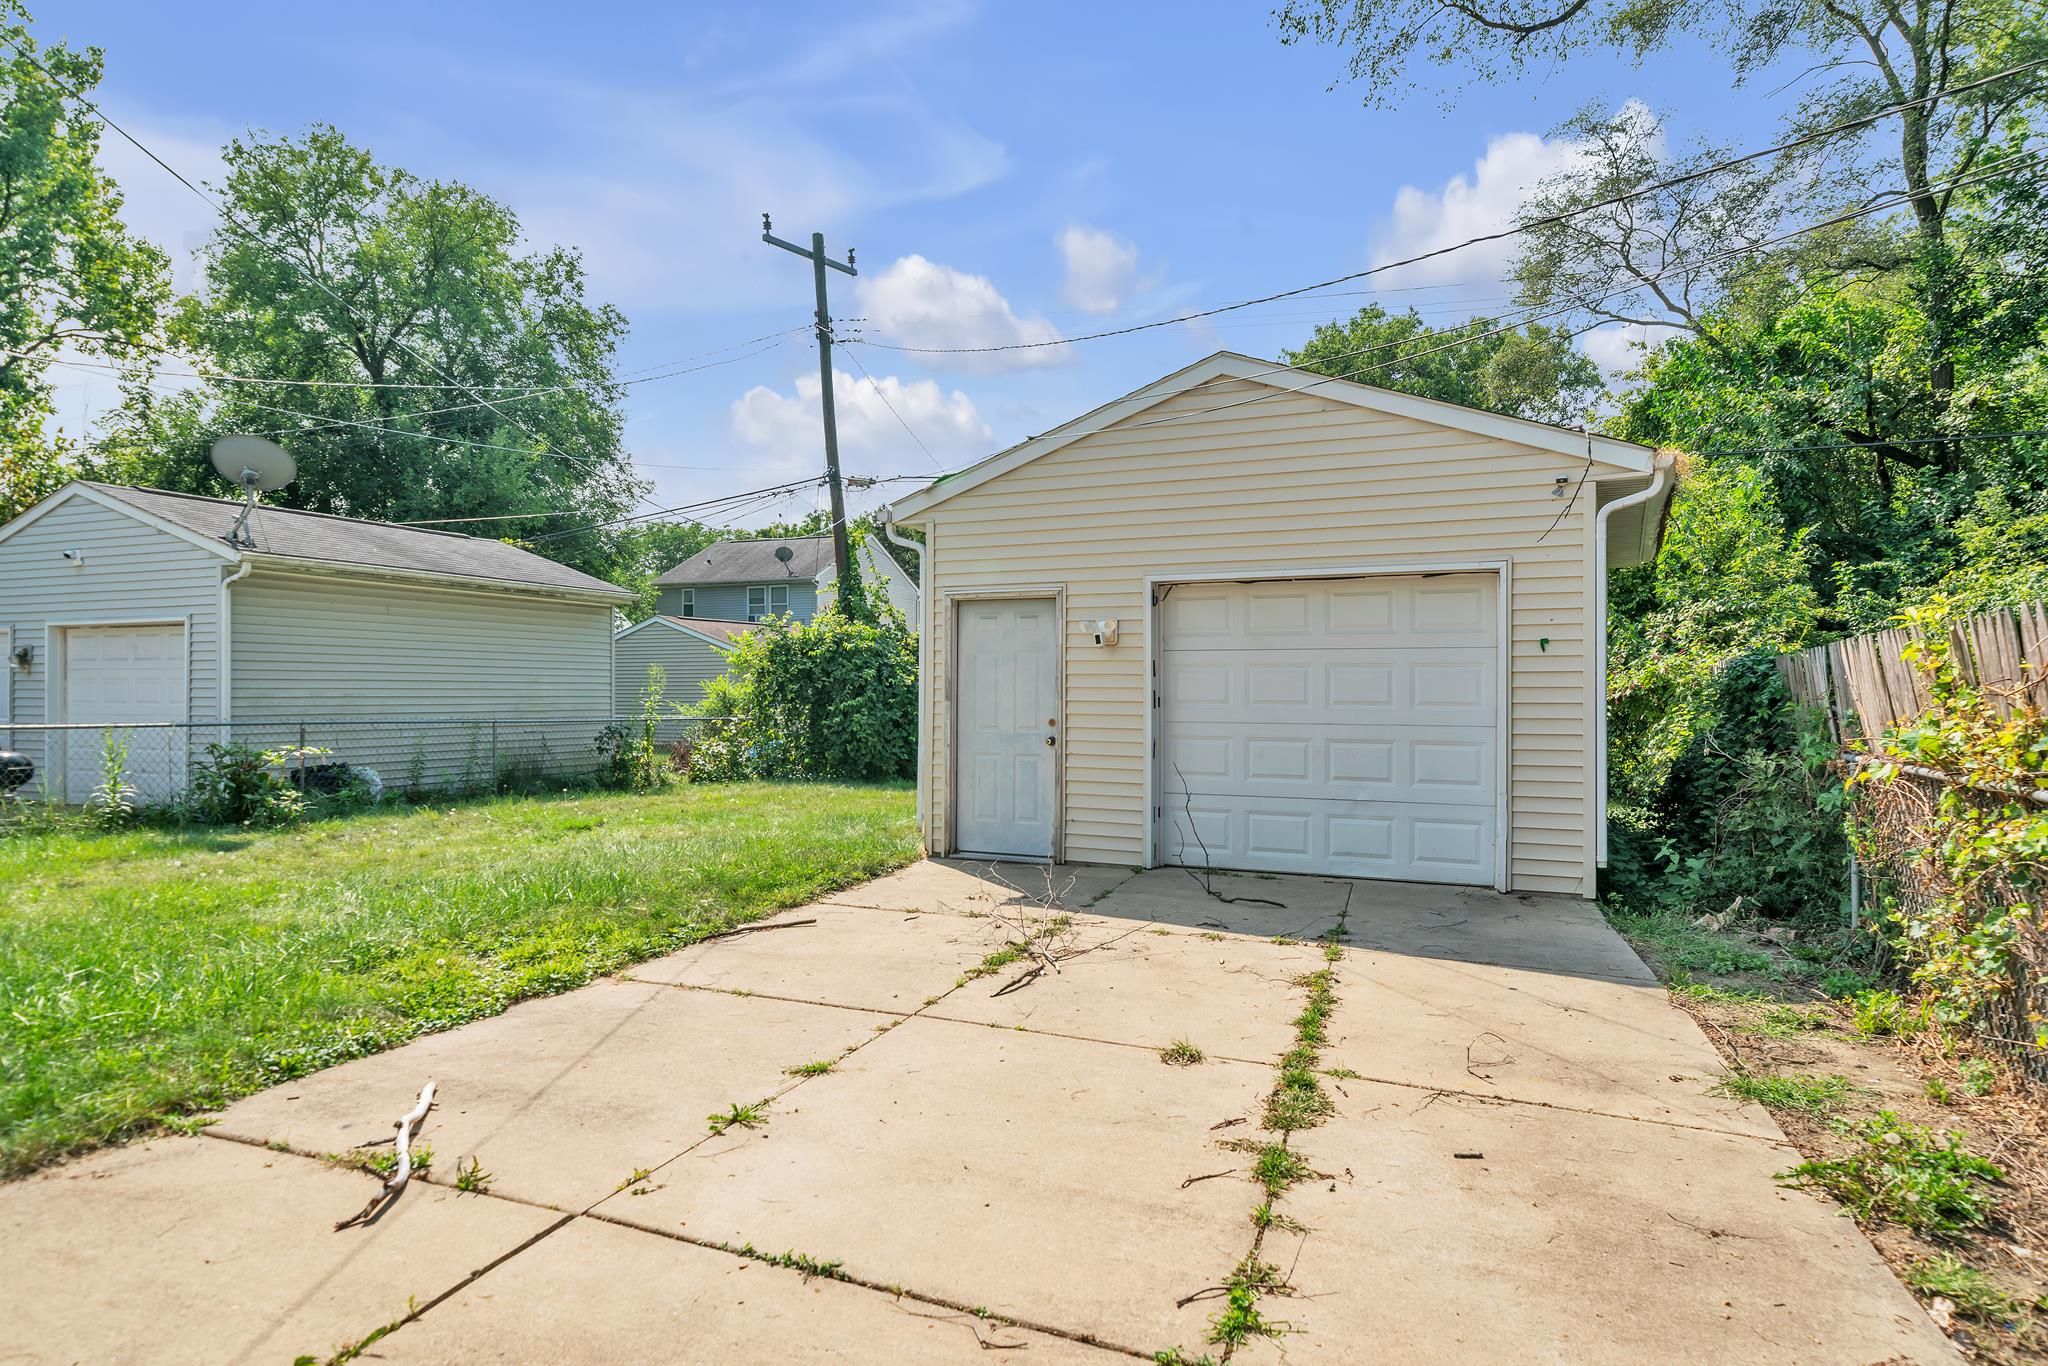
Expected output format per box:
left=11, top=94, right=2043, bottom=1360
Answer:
left=62, top=623, right=188, bottom=802
left=1156, top=573, right=1499, bottom=886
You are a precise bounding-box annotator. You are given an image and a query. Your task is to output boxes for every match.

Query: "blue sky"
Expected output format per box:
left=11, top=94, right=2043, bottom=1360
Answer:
left=47, top=1, right=1802, bottom=526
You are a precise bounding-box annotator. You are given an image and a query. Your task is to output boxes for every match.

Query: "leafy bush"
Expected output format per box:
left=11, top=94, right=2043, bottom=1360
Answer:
left=183, top=742, right=306, bottom=826
left=1853, top=605, right=2048, bottom=1038
left=1849, top=989, right=1929, bottom=1038
left=1778, top=1111, right=2002, bottom=1236
left=1604, top=654, right=1848, bottom=923
left=691, top=605, right=916, bottom=782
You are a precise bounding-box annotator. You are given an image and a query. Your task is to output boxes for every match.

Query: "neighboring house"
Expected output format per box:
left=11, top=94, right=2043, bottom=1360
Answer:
left=653, top=533, right=918, bottom=623
left=0, top=482, right=631, bottom=800
left=884, top=351, right=1676, bottom=898
left=613, top=615, right=756, bottom=716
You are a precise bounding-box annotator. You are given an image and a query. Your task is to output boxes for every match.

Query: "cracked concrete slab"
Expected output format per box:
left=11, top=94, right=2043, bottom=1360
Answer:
left=932, top=923, right=1326, bottom=1061
left=210, top=981, right=885, bottom=1211
left=1338, top=881, right=1657, bottom=982
left=593, top=1015, right=1262, bottom=1355
left=1088, top=867, right=1355, bottom=939
left=623, top=905, right=1011, bottom=1013
left=374, top=1212, right=1128, bottom=1363
left=0, top=1136, right=555, bottom=1366
left=1329, top=948, right=1778, bottom=1136
left=816, top=858, right=1138, bottom=916
left=1240, top=1084, right=1954, bottom=1365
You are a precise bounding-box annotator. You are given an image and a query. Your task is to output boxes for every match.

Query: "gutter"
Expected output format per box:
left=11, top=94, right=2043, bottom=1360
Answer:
left=218, top=558, right=254, bottom=722
left=1592, top=454, right=1675, bottom=868
left=880, top=510, right=927, bottom=829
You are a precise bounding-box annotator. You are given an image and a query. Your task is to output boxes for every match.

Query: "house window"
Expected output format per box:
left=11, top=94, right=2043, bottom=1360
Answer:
left=747, top=584, right=788, bottom=621
left=678, top=589, right=695, bottom=618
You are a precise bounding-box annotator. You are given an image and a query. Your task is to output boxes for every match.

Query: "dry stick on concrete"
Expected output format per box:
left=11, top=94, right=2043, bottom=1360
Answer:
left=1171, top=764, right=1284, bottom=909
left=335, top=1079, right=437, bottom=1231
left=700, top=917, right=818, bottom=943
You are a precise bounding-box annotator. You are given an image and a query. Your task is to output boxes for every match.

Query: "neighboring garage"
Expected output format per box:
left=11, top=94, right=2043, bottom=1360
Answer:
left=0, top=481, right=632, bottom=801
left=885, top=352, right=1677, bottom=897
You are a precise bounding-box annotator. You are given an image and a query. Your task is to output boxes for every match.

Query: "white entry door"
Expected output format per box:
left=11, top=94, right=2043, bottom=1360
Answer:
left=954, top=597, right=1057, bottom=859
left=1158, top=574, right=1499, bottom=886
left=62, top=623, right=188, bottom=803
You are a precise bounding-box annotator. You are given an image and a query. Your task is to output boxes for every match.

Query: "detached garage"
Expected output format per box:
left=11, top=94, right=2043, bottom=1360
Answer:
left=0, top=481, right=631, bottom=801
left=885, top=352, right=1676, bottom=898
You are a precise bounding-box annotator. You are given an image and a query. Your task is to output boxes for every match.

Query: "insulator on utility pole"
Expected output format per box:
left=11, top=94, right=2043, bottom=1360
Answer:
left=761, top=215, right=858, bottom=584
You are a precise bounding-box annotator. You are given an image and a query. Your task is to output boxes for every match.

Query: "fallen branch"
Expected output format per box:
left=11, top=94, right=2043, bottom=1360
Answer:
left=702, top=917, right=818, bottom=943
left=1180, top=1169, right=1238, bottom=1189
left=336, top=1079, right=436, bottom=1231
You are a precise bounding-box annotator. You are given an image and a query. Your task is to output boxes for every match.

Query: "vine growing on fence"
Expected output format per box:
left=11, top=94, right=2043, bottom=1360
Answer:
left=1856, top=603, right=2048, bottom=1046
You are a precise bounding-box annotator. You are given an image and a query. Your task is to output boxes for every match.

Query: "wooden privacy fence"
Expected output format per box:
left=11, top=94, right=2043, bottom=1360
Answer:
left=1776, top=600, right=2048, bottom=742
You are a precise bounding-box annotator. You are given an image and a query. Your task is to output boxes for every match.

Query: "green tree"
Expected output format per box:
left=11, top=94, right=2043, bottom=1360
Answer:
left=0, top=2, right=170, bottom=521
left=98, top=125, right=639, bottom=572
left=608, top=520, right=732, bottom=621
left=1283, top=304, right=1604, bottom=425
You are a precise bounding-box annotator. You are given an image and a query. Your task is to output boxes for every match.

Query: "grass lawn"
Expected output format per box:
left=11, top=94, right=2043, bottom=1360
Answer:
left=0, top=782, right=918, bottom=1176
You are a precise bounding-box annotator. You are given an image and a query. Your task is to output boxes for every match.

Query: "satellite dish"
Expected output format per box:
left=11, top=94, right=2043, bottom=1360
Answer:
left=211, top=435, right=296, bottom=492
left=774, top=544, right=795, bottom=574
left=210, top=436, right=295, bottom=547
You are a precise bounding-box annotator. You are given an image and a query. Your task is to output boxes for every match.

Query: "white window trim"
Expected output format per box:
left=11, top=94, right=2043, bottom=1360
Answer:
left=679, top=587, right=695, bottom=618
left=0, top=625, right=9, bottom=725
left=747, top=584, right=789, bottom=622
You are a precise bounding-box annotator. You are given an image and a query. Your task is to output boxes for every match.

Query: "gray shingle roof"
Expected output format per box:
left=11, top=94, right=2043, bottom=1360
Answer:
left=654, top=535, right=831, bottom=586
left=88, top=483, right=630, bottom=599
left=663, top=616, right=757, bottom=644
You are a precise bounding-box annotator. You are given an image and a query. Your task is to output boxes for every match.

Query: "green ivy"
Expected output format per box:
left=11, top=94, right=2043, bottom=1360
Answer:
left=690, top=603, right=917, bottom=782
left=1855, top=602, right=2048, bottom=1040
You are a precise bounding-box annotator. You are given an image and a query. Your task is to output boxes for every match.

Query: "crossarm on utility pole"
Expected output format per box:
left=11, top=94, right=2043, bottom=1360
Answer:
left=761, top=214, right=858, bottom=583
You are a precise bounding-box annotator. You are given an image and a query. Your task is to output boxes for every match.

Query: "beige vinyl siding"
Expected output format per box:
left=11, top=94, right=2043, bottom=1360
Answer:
left=0, top=497, right=227, bottom=788
left=230, top=569, right=613, bottom=718
left=916, top=376, right=1601, bottom=896
left=613, top=625, right=734, bottom=715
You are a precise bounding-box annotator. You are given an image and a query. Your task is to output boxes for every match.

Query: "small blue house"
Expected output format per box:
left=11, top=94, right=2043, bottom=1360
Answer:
left=651, top=533, right=917, bottom=623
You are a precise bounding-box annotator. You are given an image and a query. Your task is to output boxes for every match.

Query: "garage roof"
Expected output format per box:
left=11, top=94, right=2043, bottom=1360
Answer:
left=45, top=483, right=632, bottom=600
left=889, top=351, right=1661, bottom=523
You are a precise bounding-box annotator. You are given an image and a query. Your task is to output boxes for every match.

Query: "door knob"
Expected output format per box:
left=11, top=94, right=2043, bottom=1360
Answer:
left=1044, top=735, right=1056, bottom=747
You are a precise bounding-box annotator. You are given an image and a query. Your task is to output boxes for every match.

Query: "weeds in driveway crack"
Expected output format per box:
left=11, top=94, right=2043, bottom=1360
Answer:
left=452, top=1155, right=493, bottom=1194
left=707, top=1100, right=769, bottom=1136
left=784, top=1058, right=837, bottom=1078
left=1161, top=1038, right=1206, bottom=1066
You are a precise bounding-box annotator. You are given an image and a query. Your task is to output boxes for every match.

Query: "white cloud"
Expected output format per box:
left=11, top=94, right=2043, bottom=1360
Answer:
left=1058, top=225, right=1139, bottom=314
left=1580, top=321, right=1681, bottom=379
left=731, top=367, right=992, bottom=471
left=1369, top=104, right=1659, bottom=289
left=853, top=255, right=1066, bottom=371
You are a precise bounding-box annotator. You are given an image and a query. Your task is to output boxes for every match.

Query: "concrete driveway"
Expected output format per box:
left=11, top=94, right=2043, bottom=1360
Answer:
left=1, top=862, right=1951, bottom=1364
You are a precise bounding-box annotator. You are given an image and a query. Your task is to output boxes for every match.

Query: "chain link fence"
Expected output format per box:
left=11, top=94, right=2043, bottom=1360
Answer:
left=0, top=715, right=706, bottom=808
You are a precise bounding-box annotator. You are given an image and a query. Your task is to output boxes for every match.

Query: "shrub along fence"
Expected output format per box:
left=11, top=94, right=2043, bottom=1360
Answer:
left=1779, top=600, right=2048, bottom=1081
left=0, top=714, right=703, bottom=812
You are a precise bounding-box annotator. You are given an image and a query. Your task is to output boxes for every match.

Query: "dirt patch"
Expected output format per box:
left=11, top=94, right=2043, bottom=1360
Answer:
left=1620, top=916, right=2048, bottom=1363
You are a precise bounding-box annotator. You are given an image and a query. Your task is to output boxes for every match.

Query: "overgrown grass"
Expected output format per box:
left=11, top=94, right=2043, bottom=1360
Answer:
left=0, top=783, right=918, bottom=1175
left=1905, top=1254, right=2023, bottom=1321
left=1710, top=1071, right=1861, bottom=1118
left=1778, top=1111, right=2004, bottom=1236
left=1608, top=912, right=1777, bottom=978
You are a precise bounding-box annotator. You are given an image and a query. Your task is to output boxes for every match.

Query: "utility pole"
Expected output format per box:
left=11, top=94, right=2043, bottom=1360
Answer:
left=762, top=214, right=857, bottom=583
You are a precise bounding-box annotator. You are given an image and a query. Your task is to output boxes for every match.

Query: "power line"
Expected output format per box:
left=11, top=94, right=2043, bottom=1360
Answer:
left=849, top=56, right=2048, bottom=360
left=524, top=478, right=830, bottom=545
left=876, top=153, right=2045, bottom=481
left=1086, top=153, right=2048, bottom=439
left=0, top=35, right=647, bottom=498
left=842, top=346, right=944, bottom=470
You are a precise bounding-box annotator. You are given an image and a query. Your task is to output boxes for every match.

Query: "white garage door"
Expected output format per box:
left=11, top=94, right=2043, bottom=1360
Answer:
left=62, top=623, right=188, bottom=802
left=1157, top=574, right=1499, bottom=886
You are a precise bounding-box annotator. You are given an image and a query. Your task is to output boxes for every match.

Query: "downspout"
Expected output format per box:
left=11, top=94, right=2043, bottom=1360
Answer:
left=218, top=558, right=253, bottom=724
left=1592, top=454, right=1674, bottom=869
left=880, top=510, right=926, bottom=832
